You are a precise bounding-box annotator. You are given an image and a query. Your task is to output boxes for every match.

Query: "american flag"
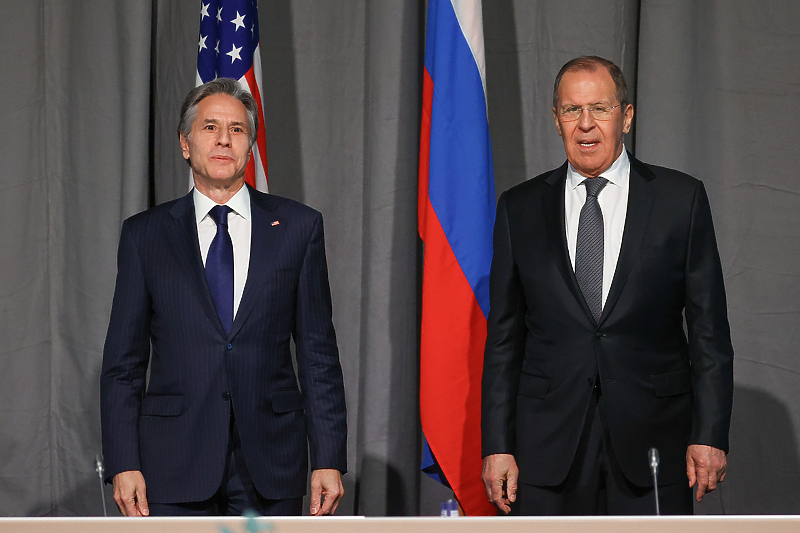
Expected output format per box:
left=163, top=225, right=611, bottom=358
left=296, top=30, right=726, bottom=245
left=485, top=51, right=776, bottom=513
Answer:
left=196, top=0, right=268, bottom=191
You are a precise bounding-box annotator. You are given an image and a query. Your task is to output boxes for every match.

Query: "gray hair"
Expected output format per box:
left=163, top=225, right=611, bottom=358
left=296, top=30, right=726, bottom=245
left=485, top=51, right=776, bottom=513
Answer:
left=177, top=77, right=259, bottom=148
left=552, top=56, right=629, bottom=110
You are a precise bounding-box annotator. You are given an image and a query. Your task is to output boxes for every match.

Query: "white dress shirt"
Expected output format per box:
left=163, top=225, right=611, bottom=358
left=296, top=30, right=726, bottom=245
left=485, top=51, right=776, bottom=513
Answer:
left=565, top=149, right=630, bottom=307
left=194, top=185, right=252, bottom=317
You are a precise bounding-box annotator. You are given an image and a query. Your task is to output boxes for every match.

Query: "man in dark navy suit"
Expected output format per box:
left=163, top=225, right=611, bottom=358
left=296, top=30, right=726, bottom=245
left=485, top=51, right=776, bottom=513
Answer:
left=481, top=57, right=733, bottom=515
left=101, top=78, right=347, bottom=517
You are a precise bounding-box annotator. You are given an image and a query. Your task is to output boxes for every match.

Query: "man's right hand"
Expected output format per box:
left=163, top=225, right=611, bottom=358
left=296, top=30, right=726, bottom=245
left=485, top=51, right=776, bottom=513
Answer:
left=482, top=453, right=518, bottom=514
left=112, top=470, right=149, bottom=516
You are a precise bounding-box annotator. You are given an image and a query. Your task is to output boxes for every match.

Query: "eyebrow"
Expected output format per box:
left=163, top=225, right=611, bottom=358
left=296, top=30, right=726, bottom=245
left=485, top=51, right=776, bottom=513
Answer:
left=200, top=118, right=248, bottom=129
left=561, top=100, right=611, bottom=108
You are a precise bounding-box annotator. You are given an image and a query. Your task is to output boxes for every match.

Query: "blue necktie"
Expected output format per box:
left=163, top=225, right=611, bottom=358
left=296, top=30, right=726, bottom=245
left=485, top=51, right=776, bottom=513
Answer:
left=206, top=205, right=234, bottom=334
left=575, top=177, right=609, bottom=321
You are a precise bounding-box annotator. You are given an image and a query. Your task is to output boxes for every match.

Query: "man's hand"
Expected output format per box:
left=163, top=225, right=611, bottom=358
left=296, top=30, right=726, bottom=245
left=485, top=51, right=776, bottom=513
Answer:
left=309, top=468, right=343, bottom=516
left=686, top=444, right=727, bottom=502
left=482, top=453, right=518, bottom=514
left=112, top=470, right=149, bottom=516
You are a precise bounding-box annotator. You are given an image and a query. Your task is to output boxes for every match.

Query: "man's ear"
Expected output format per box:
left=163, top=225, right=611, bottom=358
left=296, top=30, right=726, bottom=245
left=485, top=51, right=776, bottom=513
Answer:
left=622, top=104, right=634, bottom=134
left=179, top=133, right=190, bottom=160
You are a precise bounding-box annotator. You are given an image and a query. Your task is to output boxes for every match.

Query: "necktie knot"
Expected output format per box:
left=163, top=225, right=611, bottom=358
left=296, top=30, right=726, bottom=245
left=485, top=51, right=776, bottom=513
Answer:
left=583, top=177, right=609, bottom=199
left=209, top=205, right=231, bottom=227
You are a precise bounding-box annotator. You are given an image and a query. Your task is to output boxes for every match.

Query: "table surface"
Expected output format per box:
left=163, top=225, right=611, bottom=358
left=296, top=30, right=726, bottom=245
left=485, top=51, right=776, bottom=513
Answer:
left=2, top=515, right=800, bottom=533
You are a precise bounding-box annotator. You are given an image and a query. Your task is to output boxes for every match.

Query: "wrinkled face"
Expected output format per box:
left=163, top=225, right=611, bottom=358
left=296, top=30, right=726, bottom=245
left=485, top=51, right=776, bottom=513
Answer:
left=180, top=93, right=251, bottom=190
left=553, top=67, right=633, bottom=178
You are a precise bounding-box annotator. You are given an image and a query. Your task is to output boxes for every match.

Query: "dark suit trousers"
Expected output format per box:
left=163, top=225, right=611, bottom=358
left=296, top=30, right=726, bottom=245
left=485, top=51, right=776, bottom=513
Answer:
left=511, top=394, right=693, bottom=516
left=148, top=413, right=303, bottom=517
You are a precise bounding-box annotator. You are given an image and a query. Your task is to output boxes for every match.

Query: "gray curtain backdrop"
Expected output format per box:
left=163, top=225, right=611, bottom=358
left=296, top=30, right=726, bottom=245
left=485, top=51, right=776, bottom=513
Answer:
left=0, top=0, right=797, bottom=516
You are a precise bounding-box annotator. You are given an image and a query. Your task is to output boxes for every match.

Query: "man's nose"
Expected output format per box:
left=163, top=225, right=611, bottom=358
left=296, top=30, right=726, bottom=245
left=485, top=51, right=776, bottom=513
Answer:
left=216, top=129, right=231, bottom=146
left=577, top=109, right=596, bottom=130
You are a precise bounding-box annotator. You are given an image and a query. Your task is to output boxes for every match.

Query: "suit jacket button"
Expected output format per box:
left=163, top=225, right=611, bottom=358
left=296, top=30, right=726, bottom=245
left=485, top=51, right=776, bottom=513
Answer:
left=222, top=392, right=231, bottom=401
left=595, top=332, right=605, bottom=340
left=226, top=343, right=233, bottom=350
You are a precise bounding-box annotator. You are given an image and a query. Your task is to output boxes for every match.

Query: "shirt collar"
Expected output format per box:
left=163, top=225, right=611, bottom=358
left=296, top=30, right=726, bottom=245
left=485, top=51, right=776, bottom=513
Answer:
left=567, top=148, right=630, bottom=191
left=193, top=184, right=252, bottom=225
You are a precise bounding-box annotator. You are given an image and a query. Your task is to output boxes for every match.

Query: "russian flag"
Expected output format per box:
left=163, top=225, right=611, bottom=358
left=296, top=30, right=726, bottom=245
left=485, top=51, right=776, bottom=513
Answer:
left=418, top=0, right=496, bottom=516
left=196, top=0, right=268, bottom=191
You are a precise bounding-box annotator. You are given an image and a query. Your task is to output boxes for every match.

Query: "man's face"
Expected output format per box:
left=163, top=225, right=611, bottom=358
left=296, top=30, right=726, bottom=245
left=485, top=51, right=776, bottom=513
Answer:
left=180, top=93, right=251, bottom=190
left=553, top=67, right=633, bottom=178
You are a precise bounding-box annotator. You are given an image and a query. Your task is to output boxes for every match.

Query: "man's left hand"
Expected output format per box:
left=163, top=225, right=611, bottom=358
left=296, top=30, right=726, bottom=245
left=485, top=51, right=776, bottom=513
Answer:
left=686, top=444, right=727, bottom=502
left=309, top=468, right=343, bottom=516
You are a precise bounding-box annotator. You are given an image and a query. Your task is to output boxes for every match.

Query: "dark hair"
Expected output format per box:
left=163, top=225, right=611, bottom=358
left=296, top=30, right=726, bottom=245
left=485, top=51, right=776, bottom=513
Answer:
left=553, top=56, right=629, bottom=110
left=177, top=77, right=258, bottom=148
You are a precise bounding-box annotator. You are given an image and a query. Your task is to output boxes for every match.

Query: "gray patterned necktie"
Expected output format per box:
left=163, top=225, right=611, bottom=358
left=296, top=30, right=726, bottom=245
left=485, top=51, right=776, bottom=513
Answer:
left=575, top=177, right=609, bottom=321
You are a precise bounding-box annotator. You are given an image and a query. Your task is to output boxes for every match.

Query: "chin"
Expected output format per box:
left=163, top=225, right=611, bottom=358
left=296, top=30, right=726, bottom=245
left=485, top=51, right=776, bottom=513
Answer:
left=209, top=173, right=238, bottom=182
left=575, top=160, right=606, bottom=177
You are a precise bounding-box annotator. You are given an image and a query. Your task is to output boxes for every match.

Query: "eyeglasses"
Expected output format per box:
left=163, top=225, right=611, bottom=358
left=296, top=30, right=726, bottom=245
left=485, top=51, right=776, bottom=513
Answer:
left=558, top=104, right=621, bottom=122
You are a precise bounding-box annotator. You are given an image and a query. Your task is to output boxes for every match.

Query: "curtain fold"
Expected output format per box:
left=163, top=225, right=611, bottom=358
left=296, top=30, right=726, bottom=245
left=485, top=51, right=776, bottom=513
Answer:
left=636, top=0, right=800, bottom=513
left=0, top=0, right=151, bottom=515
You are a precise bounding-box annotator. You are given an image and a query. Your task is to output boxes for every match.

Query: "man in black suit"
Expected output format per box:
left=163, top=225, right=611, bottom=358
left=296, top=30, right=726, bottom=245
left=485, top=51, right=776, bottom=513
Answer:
left=481, top=56, right=733, bottom=515
left=101, top=78, right=347, bottom=517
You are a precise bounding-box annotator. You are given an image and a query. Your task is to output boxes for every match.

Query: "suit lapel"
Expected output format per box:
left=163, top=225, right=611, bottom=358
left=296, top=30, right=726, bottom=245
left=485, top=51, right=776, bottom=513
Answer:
left=599, top=155, right=656, bottom=324
left=229, top=186, right=285, bottom=338
left=166, top=192, right=227, bottom=337
left=542, top=163, right=597, bottom=323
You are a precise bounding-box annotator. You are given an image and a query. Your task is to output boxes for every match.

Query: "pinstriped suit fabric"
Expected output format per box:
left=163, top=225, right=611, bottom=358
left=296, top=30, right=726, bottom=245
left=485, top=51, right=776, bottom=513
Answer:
left=101, top=186, right=347, bottom=504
